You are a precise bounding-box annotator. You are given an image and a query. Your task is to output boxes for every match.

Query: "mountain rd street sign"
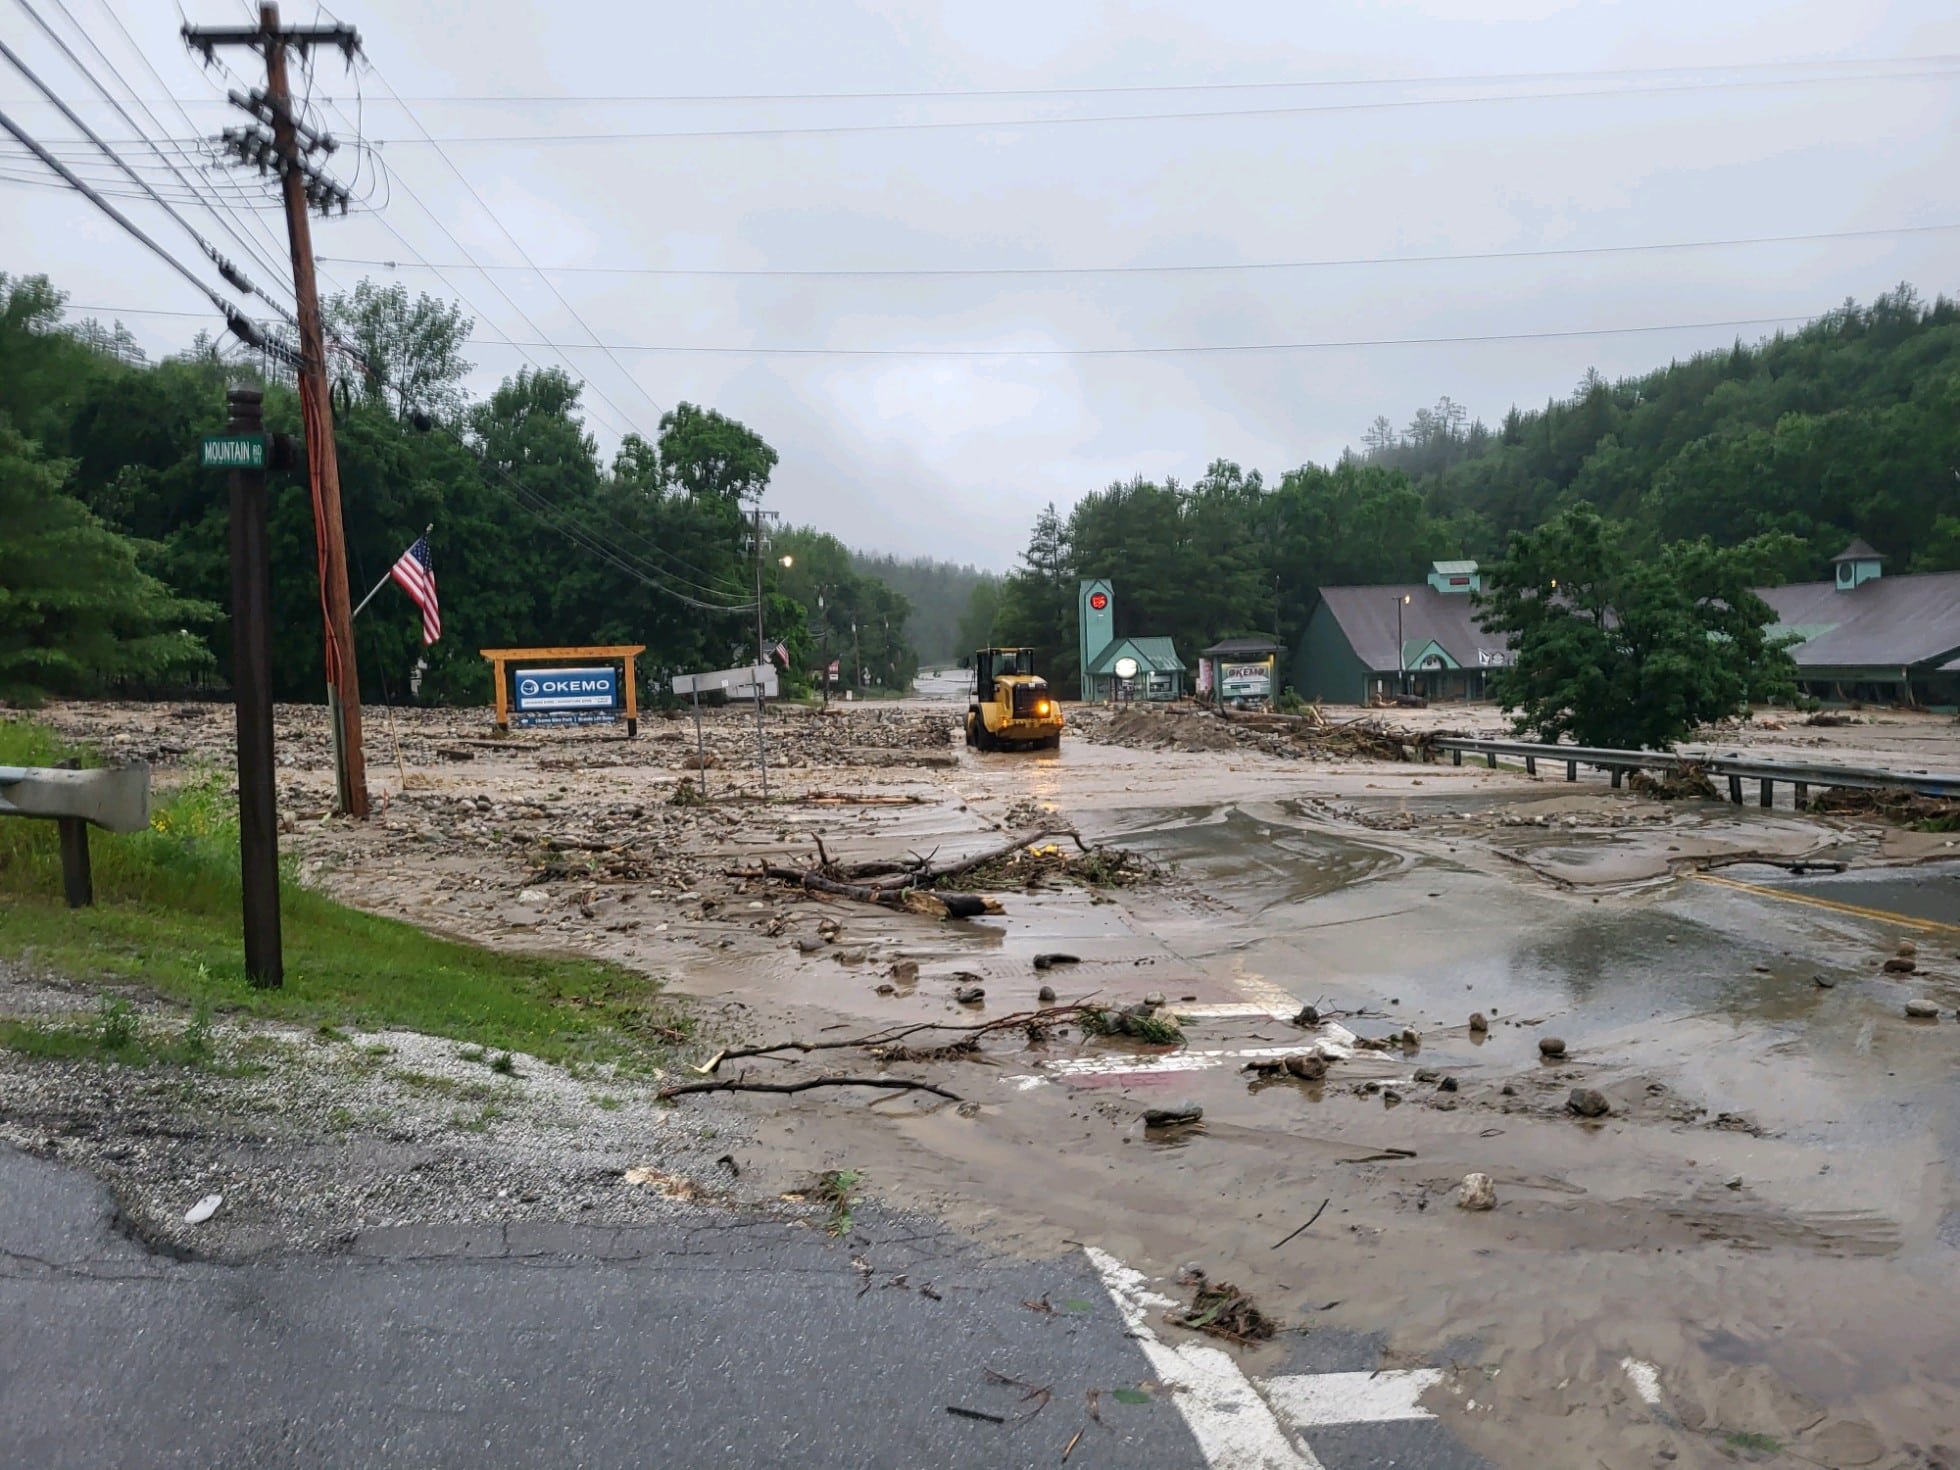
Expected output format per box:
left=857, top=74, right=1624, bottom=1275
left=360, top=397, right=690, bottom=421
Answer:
left=200, top=435, right=265, bottom=469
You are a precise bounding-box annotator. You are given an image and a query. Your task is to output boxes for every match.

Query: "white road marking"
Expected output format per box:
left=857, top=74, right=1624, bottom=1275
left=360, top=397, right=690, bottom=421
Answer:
left=1621, top=1358, right=1663, bottom=1408
left=1085, top=1246, right=1325, bottom=1470
left=1007, top=1026, right=1358, bottom=1089
left=1262, top=1369, right=1443, bottom=1427
left=1174, top=1002, right=1301, bottom=1020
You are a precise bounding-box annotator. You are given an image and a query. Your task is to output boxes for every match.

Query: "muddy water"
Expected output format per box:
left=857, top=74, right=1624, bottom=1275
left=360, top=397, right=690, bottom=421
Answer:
left=237, top=698, right=1958, bottom=1468
left=714, top=743, right=1960, bottom=1468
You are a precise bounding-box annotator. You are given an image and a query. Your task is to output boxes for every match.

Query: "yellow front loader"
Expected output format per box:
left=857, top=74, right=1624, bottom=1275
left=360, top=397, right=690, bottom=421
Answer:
left=965, top=647, right=1063, bottom=751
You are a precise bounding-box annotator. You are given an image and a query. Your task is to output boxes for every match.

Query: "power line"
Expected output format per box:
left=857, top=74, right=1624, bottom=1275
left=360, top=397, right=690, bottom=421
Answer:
left=0, top=18, right=283, bottom=306
left=8, top=50, right=1959, bottom=107
left=358, top=58, right=673, bottom=434
left=353, top=67, right=1960, bottom=145
left=63, top=304, right=1836, bottom=355
left=317, top=220, right=1960, bottom=283
left=0, top=103, right=253, bottom=336
left=36, top=0, right=302, bottom=315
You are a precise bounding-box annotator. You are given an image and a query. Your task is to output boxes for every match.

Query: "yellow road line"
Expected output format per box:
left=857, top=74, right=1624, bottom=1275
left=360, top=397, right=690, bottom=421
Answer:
left=1692, top=871, right=1960, bottom=934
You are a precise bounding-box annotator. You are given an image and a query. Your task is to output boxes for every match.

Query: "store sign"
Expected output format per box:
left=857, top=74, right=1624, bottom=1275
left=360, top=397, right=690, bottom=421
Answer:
left=513, top=666, right=618, bottom=711
left=1220, top=661, right=1272, bottom=697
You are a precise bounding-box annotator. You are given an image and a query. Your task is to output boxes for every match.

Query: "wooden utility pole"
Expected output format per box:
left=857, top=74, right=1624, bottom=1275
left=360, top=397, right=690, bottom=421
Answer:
left=226, top=387, right=283, bottom=987
left=184, top=4, right=368, bottom=819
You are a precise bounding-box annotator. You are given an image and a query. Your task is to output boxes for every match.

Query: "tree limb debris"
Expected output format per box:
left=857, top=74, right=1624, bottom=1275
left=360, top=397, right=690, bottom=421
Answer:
left=732, top=826, right=1098, bottom=914
left=694, top=1004, right=1102, bottom=1074
left=658, top=1074, right=962, bottom=1102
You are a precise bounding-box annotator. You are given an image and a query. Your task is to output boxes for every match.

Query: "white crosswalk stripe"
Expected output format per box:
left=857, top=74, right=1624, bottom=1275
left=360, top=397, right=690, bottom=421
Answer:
left=1086, top=1247, right=1454, bottom=1469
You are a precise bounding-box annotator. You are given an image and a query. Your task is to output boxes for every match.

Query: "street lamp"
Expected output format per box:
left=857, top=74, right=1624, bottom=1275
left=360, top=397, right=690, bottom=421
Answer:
left=1396, top=593, right=1411, bottom=698
left=780, top=554, right=794, bottom=568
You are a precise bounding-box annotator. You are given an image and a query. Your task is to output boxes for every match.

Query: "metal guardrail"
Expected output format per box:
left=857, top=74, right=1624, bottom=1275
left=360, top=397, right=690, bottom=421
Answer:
left=1425, top=737, right=1960, bottom=805
left=0, top=762, right=152, bottom=907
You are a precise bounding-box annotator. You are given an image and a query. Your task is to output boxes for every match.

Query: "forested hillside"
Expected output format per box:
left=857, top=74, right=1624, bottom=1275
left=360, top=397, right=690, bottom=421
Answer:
left=0, top=271, right=920, bottom=704
left=985, top=287, right=1960, bottom=692
left=850, top=553, right=996, bottom=667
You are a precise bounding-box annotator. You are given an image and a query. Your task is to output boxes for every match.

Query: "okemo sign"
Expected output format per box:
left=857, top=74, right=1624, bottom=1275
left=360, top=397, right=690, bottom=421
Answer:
left=513, top=667, right=618, bottom=712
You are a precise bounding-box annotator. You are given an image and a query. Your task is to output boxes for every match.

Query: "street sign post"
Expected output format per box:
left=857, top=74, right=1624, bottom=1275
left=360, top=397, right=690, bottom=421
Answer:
left=200, top=435, right=266, bottom=469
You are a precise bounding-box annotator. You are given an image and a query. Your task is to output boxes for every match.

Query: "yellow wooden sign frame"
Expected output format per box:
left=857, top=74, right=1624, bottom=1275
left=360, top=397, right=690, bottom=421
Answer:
left=480, top=645, right=644, bottom=735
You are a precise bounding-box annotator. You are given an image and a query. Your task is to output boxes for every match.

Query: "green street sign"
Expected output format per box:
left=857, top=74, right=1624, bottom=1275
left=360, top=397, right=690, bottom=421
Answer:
left=200, top=435, right=265, bottom=469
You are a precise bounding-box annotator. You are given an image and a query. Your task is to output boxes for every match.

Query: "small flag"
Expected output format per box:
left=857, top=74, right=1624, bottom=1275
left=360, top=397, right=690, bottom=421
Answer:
left=390, top=534, right=440, bottom=645
left=827, top=659, right=840, bottom=676
left=771, top=640, right=789, bottom=666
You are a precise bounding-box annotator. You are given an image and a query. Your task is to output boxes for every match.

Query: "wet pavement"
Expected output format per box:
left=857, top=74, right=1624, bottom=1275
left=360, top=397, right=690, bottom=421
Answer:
left=0, top=1146, right=1489, bottom=1470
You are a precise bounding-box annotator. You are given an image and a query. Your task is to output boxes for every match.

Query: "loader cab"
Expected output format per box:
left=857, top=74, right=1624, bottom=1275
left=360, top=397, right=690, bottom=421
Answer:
left=974, top=646, right=1034, bottom=691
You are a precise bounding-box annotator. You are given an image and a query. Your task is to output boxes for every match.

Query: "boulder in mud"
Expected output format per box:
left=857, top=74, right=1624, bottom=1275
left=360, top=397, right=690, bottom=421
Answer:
left=1457, top=1173, right=1496, bottom=1211
left=1904, top=998, right=1939, bottom=1019
left=1468, top=1012, right=1489, bottom=1034
left=1567, top=1088, right=1611, bottom=1118
left=1037, top=984, right=1057, bottom=1003
left=1538, top=1036, right=1568, bottom=1059
left=1143, top=1102, right=1203, bottom=1129
left=1032, top=953, right=1080, bottom=970
left=1882, top=956, right=1916, bottom=974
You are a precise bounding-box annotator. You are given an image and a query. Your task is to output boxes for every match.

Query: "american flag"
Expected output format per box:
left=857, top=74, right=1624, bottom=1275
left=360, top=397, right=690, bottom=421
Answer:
left=771, top=639, right=789, bottom=666
left=390, top=535, right=440, bottom=645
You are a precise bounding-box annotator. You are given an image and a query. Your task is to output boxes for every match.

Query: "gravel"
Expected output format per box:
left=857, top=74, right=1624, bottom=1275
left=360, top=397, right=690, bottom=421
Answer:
left=0, top=961, right=773, bottom=1260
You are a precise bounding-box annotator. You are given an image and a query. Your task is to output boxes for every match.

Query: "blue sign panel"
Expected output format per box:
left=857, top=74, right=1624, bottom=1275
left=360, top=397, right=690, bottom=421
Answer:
left=513, top=666, right=618, bottom=712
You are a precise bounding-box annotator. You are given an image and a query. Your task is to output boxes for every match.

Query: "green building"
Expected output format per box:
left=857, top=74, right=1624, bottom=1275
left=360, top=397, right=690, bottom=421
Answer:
left=1077, top=579, right=1188, bottom=701
left=1298, top=561, right=1508, bottom=704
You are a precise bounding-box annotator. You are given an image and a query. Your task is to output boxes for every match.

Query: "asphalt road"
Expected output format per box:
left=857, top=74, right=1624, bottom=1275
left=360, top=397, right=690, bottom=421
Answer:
left=0, top=1147, right=1484, bottom=1470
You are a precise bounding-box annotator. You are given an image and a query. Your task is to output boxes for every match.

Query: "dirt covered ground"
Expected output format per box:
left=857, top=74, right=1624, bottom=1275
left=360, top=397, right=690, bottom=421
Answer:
left=8, top=694, right=1960, bottom=1468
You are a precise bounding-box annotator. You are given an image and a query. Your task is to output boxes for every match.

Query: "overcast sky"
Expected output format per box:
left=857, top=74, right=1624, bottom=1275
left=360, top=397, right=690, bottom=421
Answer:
left=4, top=0, right=1958, bottom=568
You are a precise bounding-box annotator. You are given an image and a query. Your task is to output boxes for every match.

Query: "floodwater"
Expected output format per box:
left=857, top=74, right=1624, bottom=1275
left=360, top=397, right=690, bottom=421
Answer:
left=719, top=740, right=1960, bottom=1468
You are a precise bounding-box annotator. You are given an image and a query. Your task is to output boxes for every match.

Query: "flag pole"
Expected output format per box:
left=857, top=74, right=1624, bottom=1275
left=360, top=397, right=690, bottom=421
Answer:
left=352, top=524, right=433, bottom=621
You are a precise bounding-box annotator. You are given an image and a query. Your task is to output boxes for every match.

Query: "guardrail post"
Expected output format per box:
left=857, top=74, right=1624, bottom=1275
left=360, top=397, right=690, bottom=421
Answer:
left=1566, top=760, right=1577, bottom=782
left=1486, top=752, right=1498, bottom=770
left=1524, top=755, right=1536, bottom=775
left=1793, top=781, right=1807, bottom=811
left=53, top=757, right=91, bottom=908
left=1610, top=766, right=1623, bottom=789
left=1451, top=749, right=1462, bottom=766
left=1727, top=774, right=1743, bottom=805
left=1759, top=779, right=1773, bottom=808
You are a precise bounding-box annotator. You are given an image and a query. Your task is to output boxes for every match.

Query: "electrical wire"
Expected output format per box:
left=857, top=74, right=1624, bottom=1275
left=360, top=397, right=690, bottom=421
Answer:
left=315, top=220, right=1960, bottom=283
left=358, top=66, right=1960, bottom=146
left=0, top=104, right=256, bottom=334
left=358, top=57, right=672, bottom=434
left=0, top=23, right=280, bottom=307
left=58, top=301, right=1849, bottom=357
left=42, top=0, right=302, bottom=316
left=14, top=50, right=1960, bottom=107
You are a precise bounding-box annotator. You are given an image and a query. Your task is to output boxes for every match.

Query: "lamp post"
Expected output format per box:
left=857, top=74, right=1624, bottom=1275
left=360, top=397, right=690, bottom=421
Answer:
left=1396, top=593, right=1411, bottom=698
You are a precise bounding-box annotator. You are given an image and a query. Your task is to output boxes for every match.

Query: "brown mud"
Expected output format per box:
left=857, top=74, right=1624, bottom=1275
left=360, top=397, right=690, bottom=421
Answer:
left=20, top=696, right=1960, bottom=1468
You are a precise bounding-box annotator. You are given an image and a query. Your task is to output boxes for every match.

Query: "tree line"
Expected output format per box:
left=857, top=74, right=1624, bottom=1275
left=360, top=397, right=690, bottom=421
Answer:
left=982, top=285, right=1960, bottom=693
left=0, top=272, right=924, bottom=706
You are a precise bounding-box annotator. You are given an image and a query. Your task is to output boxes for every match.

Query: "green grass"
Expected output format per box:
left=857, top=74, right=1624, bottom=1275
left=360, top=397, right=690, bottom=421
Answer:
left=1722, top=1431, right=1782, bottom=1455
left=0, top=718, right=691, bottom=1068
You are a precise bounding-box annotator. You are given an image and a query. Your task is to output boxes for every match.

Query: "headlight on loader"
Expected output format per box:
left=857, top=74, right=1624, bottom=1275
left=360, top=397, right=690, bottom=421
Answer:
left=1036, top=700, right=1051, bottom=716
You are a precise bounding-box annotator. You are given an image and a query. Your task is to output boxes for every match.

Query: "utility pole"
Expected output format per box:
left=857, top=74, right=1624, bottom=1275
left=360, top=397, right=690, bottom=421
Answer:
left=226, top=387, right=282, bottom=987
left=185, top=4, right=368, bottom=819
left=750, top=503, right=772, bottom=798
left=852, top=614, right=862, bottom=698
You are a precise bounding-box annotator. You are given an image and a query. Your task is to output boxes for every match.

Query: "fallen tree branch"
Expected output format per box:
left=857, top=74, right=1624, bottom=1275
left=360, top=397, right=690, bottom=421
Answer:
left=658, top=1074, right=962, bottom=1102
left=735, top=825, right=1085, bottom=911
left=701, top=1004, right=1101, bottom=1072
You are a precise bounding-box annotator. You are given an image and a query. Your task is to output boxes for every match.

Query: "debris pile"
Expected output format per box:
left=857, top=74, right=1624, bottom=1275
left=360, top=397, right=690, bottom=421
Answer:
left=1074, top=705, right=1429, bottom=763
left=1629, top=763, right=1720, bottom=801
left=1168, top=1279, right=1277, bottom=1344
left=1808, top=786, right=1960, bottom=831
